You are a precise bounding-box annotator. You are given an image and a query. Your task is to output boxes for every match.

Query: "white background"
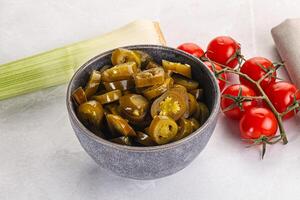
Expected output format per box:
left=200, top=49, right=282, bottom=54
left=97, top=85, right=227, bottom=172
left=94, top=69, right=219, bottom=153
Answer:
left=1, top=0, right=300, bottom=199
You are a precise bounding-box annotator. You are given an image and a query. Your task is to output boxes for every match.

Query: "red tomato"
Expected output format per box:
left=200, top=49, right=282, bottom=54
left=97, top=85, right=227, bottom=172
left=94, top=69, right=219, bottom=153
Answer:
left=177, top=43, right=204, bottom=58
left=204, top=61, right=227, bottom=92
left=240, top=57, right=276, bottom=91
left=264, top=81, right=300, bottom=120
left=240, top=107, right=278, bottom=140
left=206, top=36, right=241, bottom=68
left=221, top=84, right=258, bottom=120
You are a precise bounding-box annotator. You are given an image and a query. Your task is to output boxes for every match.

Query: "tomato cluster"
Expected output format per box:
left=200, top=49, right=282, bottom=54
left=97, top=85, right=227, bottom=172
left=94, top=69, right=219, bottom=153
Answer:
left=177, top=38, right=300, bottom=157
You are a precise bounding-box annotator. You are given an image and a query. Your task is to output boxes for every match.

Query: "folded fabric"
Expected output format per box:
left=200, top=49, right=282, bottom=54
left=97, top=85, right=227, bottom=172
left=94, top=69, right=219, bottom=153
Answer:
left=272, top=18, right=300, bottom=88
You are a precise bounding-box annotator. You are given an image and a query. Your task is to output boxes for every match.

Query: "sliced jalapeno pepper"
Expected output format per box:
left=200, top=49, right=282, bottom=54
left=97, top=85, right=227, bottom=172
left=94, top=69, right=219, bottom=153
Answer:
left=165, top=70, right=173, bottom=78
left=135, top=131, right=156, bottom=146
left=102, top=107, right=110, bottom=116
left=151, top=88, right=188, bottom=121
left=106, top=114, right=136, bottom=137
left=102, top=62, right=138, bottom=82
left=162, top=60, right=192, bottom=78
left=99, top=65, right=111, bottom=73
left=84, top=70, right=102, bottom=99
left=143, top=77, right=174, bottom=100
left=188, top=93, right=198, bottom=116
left=72, top=87, right=87, bottom=105
left=190, top=88, right=204, bottom=100
left=130, top=113, right=152, bottom=128
left=144, top=127, right=150, bottom=134
left=104, top=103, right=121, bottom=115
left=172, top=74, right=199, bottom=91
left=111, top=48, right=141, bottom=67
left=72, top=49, right=209, bottom=147
left=110, top=136, right=132, bottom=146
left=189, top=118, right=201, bottom=131
left=134, top=50, right=153, bottom=68
left=77, top=100, right=104, bottom=129
left=96, top=89, right=109, bottom=95
left=173, top=84, right=188, bottom=92
left=103, top=79, right=135, bottom=91
left=133, top=67, right=165, bottom=88
left=146, top=61, right=161, bottom=69
left=169, top=87, right=190, bottom=118
left=148, top=115, right=178, bottom=145
left=173, top=118, right=193, bottom=141
left=122, top=90, right=132, bottom=95
left=193, top=102, right=210, bottom=125
left=119, top=94, right=149, bottom=123
left=134, top=87, right=146, bottom=94
left=92, top=90, right=122, bottom=104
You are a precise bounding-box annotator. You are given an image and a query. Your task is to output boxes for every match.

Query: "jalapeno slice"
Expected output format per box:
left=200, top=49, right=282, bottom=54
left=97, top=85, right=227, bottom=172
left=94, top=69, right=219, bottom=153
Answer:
left=110, top=136, right=132, bottom=146
left=188, top=93, right=198, bottom=116
left=148, top=115, right=178, bottom=145
left=99, top=65, right=111, bottom=73
left=162, top=60, right=192, bottom=78
left=190, top=88, right=204, bottom=100
left=169, top=87, right=190, bottom=118
left=92, top=90, right=122, bottom=104
left=146, top=61, right=161, bottom=69
left=84, top=70, right=102, bottom=99
left=106, top=114, right=136, bottom=137
left=129, top=113, right=152, bottom=129
left=134, top=87, right=146, bottom=94
left=151, top=88, right=188, bottom=121
left=111, top=48, right=141, bottom=67
left=172, top=74, right=199, bottom=91
left=133, top=67, right=165, bottom=88
left=193, top=102, right=210, bottom=125
left=134, top=50, right=153, bottom=68
left=144, top=127, right=150, bottom=135
left=77, top=100, right=104, bottom=129
left=173, top=118, right=193, bottom=141
left=122, top=90, right=132, bottom=95
left=173, top=84, right=188, bottom=92
left=119, top=94, right=149, bottom=123
left=135, top=131, right=156, bottom=146
left=142, top=77, right=174, bottom=100
left=72, top=87, right=87, bottom=105
left=104, top=103, right=121, bottom=115
left=103, top=79, right=135, bottom=91
left=165, top=70, right=173, bottom=78
left=189, top=118, right=201, bottom=131
left=102, top=62, right=138, bottom=82
left=103, top=107, right=110, bottom=116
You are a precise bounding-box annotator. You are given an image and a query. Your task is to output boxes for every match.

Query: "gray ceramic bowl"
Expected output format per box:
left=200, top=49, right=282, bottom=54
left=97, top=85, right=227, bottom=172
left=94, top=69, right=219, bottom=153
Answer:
left=66, top=45, right=220, bottom=180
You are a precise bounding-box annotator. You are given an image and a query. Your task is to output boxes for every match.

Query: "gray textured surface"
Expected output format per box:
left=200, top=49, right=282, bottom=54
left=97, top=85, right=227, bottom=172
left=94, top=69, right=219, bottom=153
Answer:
left=67, top=45, right=220, bottom=179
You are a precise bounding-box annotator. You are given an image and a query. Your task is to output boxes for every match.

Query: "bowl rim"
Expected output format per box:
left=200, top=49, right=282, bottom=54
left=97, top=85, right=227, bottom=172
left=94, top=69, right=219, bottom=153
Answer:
left=66, top=44, right=220, bottom=152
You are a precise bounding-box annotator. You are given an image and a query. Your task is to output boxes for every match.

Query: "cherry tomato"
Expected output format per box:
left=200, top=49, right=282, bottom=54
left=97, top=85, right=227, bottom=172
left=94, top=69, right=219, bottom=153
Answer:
left=204, top=61, right=227, bottom=92
left=206, top=36, right=241, bottom=68
left=221, top=84, right=258, bottom=120
left=177, top=43, right=204, bottom=58
left=240, top=57, right=276, bottom=91
left=240, top=107, right=278, bottom=140
left=264, top=81, right=300, bottom=120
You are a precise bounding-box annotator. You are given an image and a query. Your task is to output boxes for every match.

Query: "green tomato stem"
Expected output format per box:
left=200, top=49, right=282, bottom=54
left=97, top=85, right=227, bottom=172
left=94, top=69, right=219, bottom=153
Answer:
left=280, top=104, right=299, bottom=117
